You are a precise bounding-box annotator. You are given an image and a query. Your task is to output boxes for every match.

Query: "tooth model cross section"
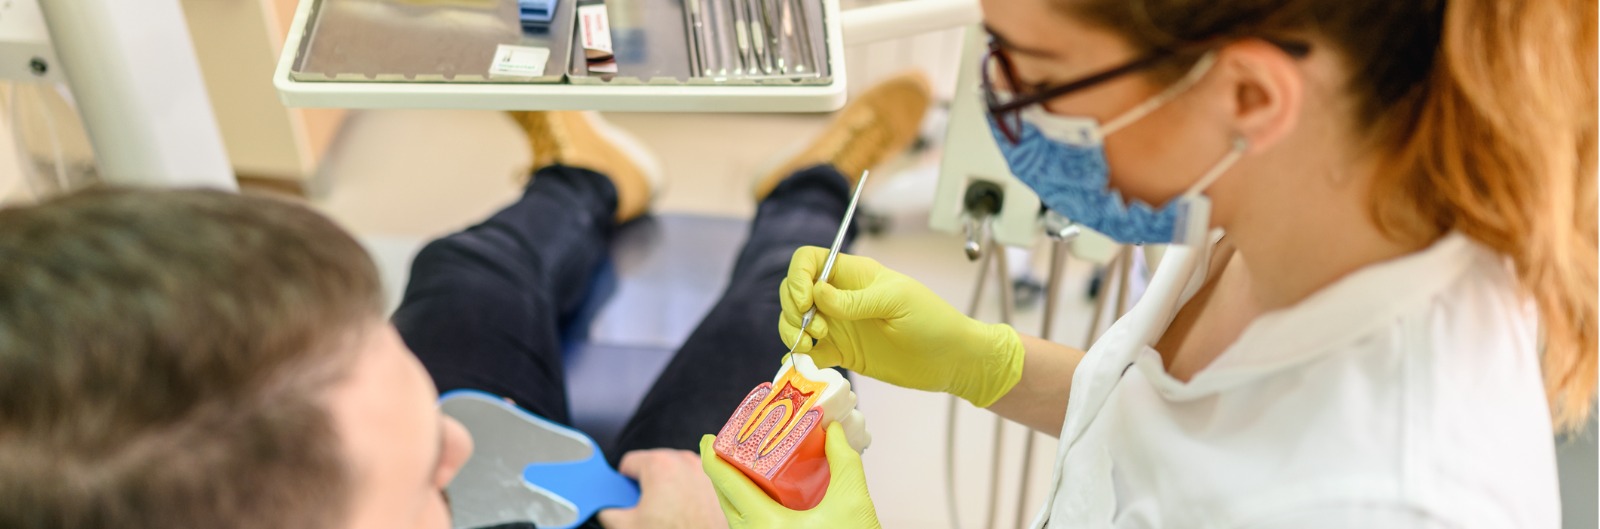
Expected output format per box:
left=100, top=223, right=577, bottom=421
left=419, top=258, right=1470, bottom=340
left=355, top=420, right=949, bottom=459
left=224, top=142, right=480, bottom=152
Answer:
left=713, top=354, right=870, bottom=510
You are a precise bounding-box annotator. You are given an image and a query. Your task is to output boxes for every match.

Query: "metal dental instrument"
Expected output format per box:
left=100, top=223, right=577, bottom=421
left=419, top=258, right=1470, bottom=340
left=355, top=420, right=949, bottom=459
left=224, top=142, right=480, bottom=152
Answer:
left=787, top=170, right=871, bottom=356
left=747, top=0, right=771, bottom=75
left=789, top=0, right=814, bottom=74
left=732, top=0, right=750, bottom=75
left=711, top=0, right=731, bottom=76
left=775, top=0, right=792, bottom=74
left=714, top=0, right=734, bottom=77
left=687, top=0, right=708, bottom=77
left=759, top=0, right=782, bottom=75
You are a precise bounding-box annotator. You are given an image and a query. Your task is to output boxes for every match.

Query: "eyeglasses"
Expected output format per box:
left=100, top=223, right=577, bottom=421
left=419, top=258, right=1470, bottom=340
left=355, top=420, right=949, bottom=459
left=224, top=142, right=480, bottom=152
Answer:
left=982, top=37, right=1311, bottom=144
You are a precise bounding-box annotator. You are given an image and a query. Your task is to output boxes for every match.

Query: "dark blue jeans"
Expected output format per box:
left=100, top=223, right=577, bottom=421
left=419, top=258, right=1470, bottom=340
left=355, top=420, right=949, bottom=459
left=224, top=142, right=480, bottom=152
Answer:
left=392, top=164, right=856, bottom=459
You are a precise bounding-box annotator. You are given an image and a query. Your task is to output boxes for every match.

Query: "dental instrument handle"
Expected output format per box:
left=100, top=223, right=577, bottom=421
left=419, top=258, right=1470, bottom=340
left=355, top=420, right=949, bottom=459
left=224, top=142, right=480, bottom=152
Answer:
left=788, top=170, right=870, bottom=355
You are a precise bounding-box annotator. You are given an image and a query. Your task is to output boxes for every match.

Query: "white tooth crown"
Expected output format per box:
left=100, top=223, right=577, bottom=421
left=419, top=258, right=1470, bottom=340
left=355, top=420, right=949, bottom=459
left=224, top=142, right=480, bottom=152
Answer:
left=780, top=354, right=872, bottom=453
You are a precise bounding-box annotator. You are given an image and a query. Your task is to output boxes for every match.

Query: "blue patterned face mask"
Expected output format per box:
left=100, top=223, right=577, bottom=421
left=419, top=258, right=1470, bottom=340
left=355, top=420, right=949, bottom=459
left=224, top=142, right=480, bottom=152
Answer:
left=990, top=53, right=1247, bottom=246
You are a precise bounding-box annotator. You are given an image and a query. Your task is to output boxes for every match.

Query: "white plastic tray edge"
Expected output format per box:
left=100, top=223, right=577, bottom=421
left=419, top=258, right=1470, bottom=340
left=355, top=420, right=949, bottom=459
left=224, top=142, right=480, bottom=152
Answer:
left=273, top=0, right=849, bottom=112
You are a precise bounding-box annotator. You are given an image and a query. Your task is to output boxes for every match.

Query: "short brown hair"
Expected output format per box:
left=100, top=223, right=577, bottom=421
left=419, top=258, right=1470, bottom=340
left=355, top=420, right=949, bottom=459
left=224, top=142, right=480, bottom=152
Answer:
left=0, top=188, right=385, bottom=528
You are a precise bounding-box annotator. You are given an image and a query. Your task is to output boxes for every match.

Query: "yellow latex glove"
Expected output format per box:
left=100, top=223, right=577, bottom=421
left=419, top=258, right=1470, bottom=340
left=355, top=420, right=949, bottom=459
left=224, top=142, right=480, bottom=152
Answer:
left=699, top=423, right=881, bottom=529
left=780, top=246, right=1025, bottom=408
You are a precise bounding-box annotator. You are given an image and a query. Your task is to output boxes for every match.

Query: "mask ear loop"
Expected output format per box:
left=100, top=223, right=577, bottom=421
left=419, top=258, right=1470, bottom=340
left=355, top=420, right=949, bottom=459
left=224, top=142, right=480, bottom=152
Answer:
left=1171, top=135, right=1249, bottom=248
left=1183, top=135, right=1250, bottom=197
left=1100, top=51, right=1220, bottom=135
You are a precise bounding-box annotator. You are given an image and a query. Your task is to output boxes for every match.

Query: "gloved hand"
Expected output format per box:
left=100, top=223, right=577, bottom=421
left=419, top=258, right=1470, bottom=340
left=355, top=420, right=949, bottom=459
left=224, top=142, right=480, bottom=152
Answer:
left=699, top=423, right=881, bottom=529
left=779, top=246, right=1025, bottom=408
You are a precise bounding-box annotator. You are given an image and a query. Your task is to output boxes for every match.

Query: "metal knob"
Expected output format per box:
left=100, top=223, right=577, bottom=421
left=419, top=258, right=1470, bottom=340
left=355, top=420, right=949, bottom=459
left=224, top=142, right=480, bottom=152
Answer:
left=961, top=181, right=1005, bottom=261
left=963, top=215, right=985, bottom=260
left=1042, top=211, right=1082, bottom=242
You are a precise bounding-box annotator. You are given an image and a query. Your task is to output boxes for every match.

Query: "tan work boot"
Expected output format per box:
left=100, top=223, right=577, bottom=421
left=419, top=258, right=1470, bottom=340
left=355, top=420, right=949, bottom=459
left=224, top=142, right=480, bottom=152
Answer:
left=753, top=71, right=933, bottom=200
left=508, top=111, right=662, bottom=223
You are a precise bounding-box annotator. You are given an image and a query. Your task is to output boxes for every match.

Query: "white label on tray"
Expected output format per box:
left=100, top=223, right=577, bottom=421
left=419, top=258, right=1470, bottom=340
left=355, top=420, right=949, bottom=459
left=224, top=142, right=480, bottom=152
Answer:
left=488, top=44, right=550, bottom=80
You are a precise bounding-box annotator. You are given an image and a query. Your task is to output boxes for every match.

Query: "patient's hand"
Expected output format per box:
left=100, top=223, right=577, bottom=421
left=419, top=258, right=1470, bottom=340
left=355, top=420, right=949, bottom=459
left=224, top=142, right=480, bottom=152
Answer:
left=597, top=449, right=729, bottom=529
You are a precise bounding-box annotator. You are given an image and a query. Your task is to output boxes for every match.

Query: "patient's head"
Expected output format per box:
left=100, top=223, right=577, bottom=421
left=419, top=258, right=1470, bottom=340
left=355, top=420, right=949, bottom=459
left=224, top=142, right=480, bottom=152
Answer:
left=0, top=189, right=472, bottom=529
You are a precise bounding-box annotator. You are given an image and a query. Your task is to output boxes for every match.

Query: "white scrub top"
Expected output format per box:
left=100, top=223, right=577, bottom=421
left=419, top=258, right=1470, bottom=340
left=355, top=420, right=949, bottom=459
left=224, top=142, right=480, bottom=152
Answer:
left=1032, top=233, right=1561, bottom=528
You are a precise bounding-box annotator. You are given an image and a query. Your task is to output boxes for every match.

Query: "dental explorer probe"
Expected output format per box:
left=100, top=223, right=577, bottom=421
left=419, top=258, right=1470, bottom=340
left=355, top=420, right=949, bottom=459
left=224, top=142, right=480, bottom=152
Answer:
left=788, top=169, right=870, bottom=357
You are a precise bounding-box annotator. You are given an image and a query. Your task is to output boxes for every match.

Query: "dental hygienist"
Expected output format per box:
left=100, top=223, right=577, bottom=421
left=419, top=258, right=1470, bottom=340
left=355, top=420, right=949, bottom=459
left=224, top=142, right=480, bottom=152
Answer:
left=698, top=0, right=1597, bottom=526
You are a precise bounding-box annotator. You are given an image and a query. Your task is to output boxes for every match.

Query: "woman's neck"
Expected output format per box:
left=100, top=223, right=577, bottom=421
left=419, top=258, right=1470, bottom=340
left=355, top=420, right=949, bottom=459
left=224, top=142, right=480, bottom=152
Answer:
left=1222, top=163, right=1428, bottom=312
